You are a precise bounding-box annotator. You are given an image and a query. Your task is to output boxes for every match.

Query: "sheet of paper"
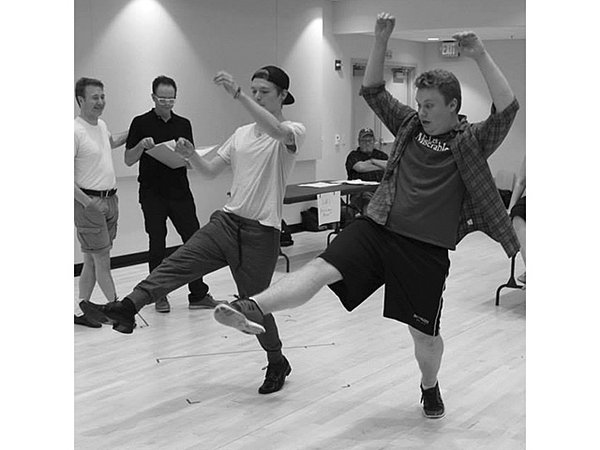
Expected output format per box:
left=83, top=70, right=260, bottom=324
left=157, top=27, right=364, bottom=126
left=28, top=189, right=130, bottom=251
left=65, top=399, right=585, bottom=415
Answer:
left=317, top=191, right=341, bottom=226
left=195, top=145, right=219, bottom=157
left=353, top=180, right=380, bottom=185
left=298, top=182, right=342, bottom=188
left=145, top=140, right=186, bottom=169
left=331, top=179, right=380, bottom=186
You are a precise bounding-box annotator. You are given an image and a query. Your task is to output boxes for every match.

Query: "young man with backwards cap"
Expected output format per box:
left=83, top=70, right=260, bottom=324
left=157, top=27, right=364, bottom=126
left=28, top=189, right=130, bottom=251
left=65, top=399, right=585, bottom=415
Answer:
left=214, top=12, right=520, bottom=418
left=81, top=65, right=306, bottom=394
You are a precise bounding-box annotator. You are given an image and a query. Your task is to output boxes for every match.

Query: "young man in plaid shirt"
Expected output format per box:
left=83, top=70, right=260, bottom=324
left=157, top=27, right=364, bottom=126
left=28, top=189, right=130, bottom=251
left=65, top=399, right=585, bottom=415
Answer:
left=214, top=12, right=520, bottom=419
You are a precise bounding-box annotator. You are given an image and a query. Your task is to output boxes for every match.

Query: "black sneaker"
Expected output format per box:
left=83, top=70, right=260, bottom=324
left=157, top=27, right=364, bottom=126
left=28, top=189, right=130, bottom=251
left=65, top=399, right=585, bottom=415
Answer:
left=258, top=356, right=292, bottom=394
left=154, top=296, right=170, bottom=313
left=420, top=382, right=445, bottom=419
left=79, top=300, right=136, bottom=334
left=74, top=314, right=102, bottom=328
left=213, top=298, right=266, bottom=334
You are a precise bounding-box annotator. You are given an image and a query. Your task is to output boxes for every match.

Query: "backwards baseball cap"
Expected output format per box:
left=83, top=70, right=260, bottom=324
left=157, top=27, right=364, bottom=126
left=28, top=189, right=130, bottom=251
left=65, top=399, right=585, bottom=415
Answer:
left=251, top=65, right=295, bottom=105
left=358, top=128, right=374, bottom=140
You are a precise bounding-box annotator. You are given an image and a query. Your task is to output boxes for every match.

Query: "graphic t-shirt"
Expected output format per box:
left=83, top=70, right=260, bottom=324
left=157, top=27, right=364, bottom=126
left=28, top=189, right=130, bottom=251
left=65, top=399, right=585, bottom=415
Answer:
left=387, top=129, right=465, bottom=249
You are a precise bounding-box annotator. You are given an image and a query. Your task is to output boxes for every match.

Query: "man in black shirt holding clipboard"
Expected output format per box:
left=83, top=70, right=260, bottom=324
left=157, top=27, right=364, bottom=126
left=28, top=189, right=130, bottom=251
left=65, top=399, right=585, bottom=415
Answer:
left=125, top=75, right=215, bottom=312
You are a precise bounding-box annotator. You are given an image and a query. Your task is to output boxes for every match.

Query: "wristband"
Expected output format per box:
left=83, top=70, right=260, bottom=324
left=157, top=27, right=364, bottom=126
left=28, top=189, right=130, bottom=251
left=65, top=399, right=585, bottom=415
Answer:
left=233, top=86, right=241, bottom=100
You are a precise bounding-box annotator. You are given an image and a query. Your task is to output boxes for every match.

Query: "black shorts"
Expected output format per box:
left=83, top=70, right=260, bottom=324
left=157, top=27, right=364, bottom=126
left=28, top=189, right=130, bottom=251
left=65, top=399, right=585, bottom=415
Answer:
left=510, top=196, right=526, bottom=221
left=319, top=217, right=450, bottom=336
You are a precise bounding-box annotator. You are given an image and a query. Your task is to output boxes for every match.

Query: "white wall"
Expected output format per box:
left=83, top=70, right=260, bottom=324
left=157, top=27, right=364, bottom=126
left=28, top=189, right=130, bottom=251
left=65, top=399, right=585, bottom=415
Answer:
left=75, top=0, right=525, bottom=263
left=74, top=0, right=324, bottom=262
left=423, top=38, right=526, bottom=173
left=319, top=32, right=425, bottom=182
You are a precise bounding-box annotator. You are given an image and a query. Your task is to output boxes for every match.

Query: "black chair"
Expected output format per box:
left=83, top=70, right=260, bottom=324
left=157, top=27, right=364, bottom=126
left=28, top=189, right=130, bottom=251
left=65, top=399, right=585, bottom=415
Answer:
left=495, top=254, right=523, bottom=305
left=278, top=248, right=290, bottom=273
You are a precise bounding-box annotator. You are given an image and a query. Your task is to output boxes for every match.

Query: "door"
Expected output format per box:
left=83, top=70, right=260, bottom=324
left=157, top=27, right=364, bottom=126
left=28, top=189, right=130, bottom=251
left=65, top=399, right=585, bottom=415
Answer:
left=351, top=63, right=414, bottom=152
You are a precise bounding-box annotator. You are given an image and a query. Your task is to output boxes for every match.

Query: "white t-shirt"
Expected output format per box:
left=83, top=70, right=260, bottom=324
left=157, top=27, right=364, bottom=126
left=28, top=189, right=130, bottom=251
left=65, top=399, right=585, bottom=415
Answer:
left=218, top=121, right=306, bottom=229
left=74, top=116, right=116, bottom=190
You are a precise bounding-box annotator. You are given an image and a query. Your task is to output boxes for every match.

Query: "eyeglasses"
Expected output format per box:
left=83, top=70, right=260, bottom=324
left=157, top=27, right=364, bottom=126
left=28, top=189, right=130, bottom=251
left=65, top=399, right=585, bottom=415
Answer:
left=153, top=95, right=176, bottom=105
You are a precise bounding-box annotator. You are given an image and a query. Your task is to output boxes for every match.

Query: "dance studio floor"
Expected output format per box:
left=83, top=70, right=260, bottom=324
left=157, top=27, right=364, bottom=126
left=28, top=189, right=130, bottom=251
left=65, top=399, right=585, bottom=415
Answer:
left=75, top=230, right=525, bottom=449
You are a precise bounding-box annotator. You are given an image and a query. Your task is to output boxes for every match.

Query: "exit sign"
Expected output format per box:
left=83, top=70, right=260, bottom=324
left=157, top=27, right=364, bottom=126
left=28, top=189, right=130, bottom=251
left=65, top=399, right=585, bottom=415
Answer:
left=440, top=41, right=459, bottom=58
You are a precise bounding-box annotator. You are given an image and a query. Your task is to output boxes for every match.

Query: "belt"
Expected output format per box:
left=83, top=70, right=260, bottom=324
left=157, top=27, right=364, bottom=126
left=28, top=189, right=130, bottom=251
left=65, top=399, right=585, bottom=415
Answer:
left=82, top=188, right=117, bottom=198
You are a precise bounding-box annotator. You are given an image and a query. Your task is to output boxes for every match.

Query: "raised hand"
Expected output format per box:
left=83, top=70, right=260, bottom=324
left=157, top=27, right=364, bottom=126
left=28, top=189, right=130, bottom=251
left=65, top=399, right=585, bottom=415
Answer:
left=374, top=12, right=395, bottom=42
left=453, top=31, right=486, bottom=59
left=213, top=71, right=240, bottom=97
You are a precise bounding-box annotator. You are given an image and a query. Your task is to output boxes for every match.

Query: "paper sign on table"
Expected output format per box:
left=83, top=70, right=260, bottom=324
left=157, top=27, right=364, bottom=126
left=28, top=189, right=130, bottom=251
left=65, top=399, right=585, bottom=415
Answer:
left=317, top=191, right=341, bottom=226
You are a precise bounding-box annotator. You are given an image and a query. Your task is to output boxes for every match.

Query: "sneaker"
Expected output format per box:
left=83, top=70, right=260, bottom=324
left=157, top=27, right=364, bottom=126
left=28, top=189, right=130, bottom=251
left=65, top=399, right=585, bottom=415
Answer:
left=258, top=356, right=292, bottom=394
left=213, top=298, right=266, bottom=335
left=74, top=314, right=102, bottom=328
left=517, top=271, right=526, bottom=284
left=420, top=382, right=445, bottom=419
left=80, top=300, right=136, bottom=334
left=155, top=296, right=170, bottom=313
left=189, top=293, right=223, bottom=310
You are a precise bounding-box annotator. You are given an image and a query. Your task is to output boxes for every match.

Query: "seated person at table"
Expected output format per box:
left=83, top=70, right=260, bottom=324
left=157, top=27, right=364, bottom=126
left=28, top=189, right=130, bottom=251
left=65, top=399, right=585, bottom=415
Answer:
left=345, top=128, right=388, bottom=213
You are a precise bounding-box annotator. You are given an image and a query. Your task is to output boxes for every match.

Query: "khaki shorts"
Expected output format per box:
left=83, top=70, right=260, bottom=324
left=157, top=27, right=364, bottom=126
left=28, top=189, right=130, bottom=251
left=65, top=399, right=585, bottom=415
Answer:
left=74, top=195, right=119, bottom=253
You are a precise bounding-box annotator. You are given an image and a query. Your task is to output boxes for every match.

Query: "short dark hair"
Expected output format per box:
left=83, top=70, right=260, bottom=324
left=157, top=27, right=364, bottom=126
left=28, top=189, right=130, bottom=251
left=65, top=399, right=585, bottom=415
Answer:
left=152, top=75, right=177, bottom=95
left=75, top=77, right=104, bottom=106
left=415, top=69, right=462, bottom=112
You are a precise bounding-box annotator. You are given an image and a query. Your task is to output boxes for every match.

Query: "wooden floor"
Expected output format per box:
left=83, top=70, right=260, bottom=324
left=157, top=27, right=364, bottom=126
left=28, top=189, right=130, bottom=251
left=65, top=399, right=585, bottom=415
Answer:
left=74, top=230, right=525, bottom=450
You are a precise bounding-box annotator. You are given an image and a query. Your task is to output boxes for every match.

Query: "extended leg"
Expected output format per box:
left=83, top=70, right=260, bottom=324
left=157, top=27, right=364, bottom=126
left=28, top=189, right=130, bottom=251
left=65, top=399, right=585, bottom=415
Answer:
left=255, top=257, right=342, bottom=314
left=81, top=219, right=228, bottom=333
left=215, top=257, right=342, bottom=335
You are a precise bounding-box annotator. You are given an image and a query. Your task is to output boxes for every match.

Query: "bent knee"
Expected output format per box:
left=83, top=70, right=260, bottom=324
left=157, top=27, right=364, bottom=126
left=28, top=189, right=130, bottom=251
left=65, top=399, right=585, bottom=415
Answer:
left=310, top=257, right=343, bottom=284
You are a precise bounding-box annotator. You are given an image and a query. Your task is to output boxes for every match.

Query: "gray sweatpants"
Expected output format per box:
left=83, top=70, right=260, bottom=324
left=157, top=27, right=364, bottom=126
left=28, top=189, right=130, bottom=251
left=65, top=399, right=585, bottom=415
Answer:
left=127, top=210, right=283, bottom=363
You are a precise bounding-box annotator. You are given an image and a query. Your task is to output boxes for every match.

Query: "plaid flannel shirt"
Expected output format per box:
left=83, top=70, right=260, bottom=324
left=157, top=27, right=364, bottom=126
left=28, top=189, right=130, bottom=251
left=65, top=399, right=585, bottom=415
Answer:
left=360, top=83, right=520, bottom=257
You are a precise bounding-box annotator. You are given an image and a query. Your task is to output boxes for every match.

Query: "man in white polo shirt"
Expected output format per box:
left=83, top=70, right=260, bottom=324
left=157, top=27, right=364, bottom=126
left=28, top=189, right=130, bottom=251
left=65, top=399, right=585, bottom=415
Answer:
left=74, top=77, right=128, bottom=328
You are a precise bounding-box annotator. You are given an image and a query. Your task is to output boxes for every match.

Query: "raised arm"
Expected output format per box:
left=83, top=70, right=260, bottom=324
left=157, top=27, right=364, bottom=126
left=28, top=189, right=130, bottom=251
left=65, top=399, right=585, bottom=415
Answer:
left=454, top=31, right=515, bottom=112
left=363, top=12, right=395, bottom=88
left=213, top=71, right=297, bottom=149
